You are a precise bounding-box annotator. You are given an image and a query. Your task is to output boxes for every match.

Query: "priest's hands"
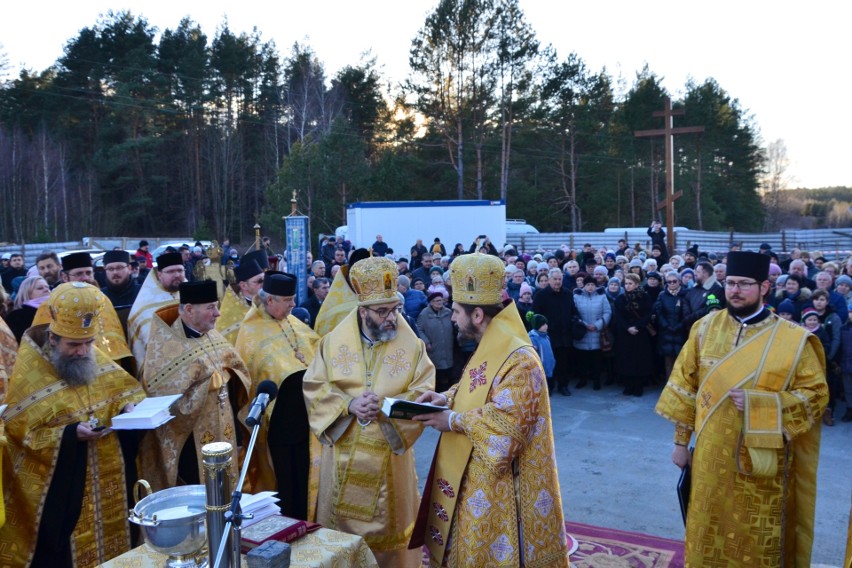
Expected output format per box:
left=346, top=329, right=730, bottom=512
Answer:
left=77, top=422, right=109, bottom=441
left=412, top=410, right=452, bottom=432
left=729, top=389, right=745, bottom=411
left=348, top=391, right=380, bottom=422
left=415, top=391, right=448, bottom=406
left=672, top=445, right=692, bottom=469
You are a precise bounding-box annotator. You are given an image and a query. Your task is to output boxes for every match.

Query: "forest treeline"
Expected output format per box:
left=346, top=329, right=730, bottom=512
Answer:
left=0, top=1, right=791, bottom=245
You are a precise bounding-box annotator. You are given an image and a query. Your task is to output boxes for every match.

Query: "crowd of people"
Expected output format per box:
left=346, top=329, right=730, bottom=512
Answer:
left=0, top=222, right=848, bottom=567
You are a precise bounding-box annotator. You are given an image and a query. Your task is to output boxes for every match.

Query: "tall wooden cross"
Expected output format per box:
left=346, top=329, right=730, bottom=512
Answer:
left=635, top=97, right=704, bottom=252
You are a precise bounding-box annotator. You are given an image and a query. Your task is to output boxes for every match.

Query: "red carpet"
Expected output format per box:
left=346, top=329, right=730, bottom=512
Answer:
left=421, top=522, right=684, bottom=567
left=566, top=521, right=685, bottom=567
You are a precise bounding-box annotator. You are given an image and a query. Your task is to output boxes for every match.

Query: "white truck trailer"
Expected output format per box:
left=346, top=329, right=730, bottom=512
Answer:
left=338, top=200, right=509, bottom=254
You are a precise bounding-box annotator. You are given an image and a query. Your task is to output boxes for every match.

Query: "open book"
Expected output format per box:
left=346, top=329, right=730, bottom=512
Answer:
left=110, top=394, right=182, bottom=430
left=381, top=397, right=447, bottom=420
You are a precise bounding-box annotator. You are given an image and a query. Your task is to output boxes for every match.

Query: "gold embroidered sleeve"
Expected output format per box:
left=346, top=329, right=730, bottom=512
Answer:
left=779, top=336, right=828, bottom=441
left=655, top=320, right=701, bottom=430
left=381, top=346, right=435, bottom=453
left=454, top=348, right=544, bottom=477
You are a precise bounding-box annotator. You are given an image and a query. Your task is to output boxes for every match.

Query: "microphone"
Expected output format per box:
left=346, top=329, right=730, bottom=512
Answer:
left=246, top=380, right=279, bottom=427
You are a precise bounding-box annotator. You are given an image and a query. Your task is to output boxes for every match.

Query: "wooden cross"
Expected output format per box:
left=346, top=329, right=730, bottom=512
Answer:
left=635, top=97, right=704, bottom=252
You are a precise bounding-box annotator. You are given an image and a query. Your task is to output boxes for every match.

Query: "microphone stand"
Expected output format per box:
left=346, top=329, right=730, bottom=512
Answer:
left=213, top=417, right=262, bottom=568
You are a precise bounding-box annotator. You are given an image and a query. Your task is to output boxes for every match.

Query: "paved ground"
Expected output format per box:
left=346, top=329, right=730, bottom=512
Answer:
left=414, top=381, right=852, bottom=566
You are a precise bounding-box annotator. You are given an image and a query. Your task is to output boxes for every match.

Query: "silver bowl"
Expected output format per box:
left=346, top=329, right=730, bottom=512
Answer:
left=129, top=483, right=207, bottom=564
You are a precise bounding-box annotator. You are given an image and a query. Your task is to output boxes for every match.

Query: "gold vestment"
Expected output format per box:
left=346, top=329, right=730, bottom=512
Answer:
left=0, top=326, right=144, bottom=567
left=313, top=267, right=358, bottom=336
left=127, top=270, right=179, bottom=370
left=215, top=287, right=250, bottom=346
left=138, top=307, right=250, bottom=492
left=655, top=310, right=827, bottom=567
left=304, top=311, right=435, bottom=567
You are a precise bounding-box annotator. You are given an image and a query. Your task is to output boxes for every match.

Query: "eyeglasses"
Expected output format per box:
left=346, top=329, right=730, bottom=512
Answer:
left=724, top=280, right=759, bottom=290
left=666, top=280, right=680, bottom=285
left=365, top=305, right=403, bottom=320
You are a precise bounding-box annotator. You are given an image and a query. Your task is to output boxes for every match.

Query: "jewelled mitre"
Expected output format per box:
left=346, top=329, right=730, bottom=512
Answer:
left=349, top=256, right=399, bottom=306
left=450, top=253, right=504, bottom=305
left=48, top=282, right=105, bottom=339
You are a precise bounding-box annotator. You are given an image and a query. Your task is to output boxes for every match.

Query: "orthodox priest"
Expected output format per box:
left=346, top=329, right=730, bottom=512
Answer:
left=313, top=248, right=370, bottom=336
left=303, top=255, right=435, bottom=567
left=216, top=258, right=264, bottom=346
left=235, top=272, right=319, bottom=519
left=411, top=253, right=569, bottom=568
left=655, top=251, right=828, bottom=567
left=138, top=280, right=250, bottom=491
left=32, top=252, right=133, bottom=366
left=0, top=283, right=144, bottom=567
left=127, top=252, right=186, bottom=370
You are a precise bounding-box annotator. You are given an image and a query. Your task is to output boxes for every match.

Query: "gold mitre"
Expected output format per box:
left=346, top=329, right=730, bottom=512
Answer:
left=48, top=282, right=104, bottom=339
left=450, top=253, right=504, bottom=305
left=349, top=256, right=399, bottom=306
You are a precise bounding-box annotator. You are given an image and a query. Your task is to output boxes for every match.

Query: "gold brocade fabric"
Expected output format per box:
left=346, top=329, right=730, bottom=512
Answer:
left=846, top=493, right=852, bottom=568
left=235, top=306, right=320, bottom=504
left=304, top=311, right=435, bottom=568
left=137, top=309, right=251, bottom=492
left=216, top=286, right=250, bottom=346
left=0, top=318, right=17, bottom=401
left=0, top=326, right=144, bottom=568
left=422, top=302, right=569, bottom=568
left=655, top=311, right=828, bottom=568
left=33, top=294, right=132, bottom=364
left=127, top=270, right=179, bottom=370
left=314, top=266, right=358, bottom=337
left=99, top=527, right=379, bottom=568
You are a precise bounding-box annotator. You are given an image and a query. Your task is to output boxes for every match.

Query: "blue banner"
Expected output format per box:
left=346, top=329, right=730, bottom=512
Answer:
left=285, top=216, right=310, bottom=306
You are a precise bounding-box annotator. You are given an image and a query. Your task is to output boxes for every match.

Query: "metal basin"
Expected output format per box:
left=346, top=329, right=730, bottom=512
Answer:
left=129, top=484, right=207, bottom=559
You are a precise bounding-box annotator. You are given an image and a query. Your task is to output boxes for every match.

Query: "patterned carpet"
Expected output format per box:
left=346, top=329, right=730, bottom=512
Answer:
left=566, top=521, right=685, bottom=568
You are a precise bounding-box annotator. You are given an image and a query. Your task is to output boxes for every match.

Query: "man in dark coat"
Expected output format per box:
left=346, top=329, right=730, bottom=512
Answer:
left=101, top=250, right=142, bottom=309
left=682, top=261, right=725, bottom=331
left=532, top=267, right=576, bottom=396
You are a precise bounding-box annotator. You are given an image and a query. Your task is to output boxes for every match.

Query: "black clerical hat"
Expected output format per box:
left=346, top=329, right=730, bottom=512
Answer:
left=61, top=252, right=93, bottom=272
left=102, top=250, right=130, bottom=265
left=242, top=249, right=269, bottom=271
left=179, top=280, right=218, bottom=304
left=262, top=271, right=296, bottom=297
left=726, top=251, right=770, bottom=282
left=156, top=252, right=183, bottom=270
left=234, top=259, right=263, bottom=283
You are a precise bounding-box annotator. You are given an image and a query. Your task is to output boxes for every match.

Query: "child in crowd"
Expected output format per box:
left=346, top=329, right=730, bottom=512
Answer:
left=775, top=299, right=795, bottom=321
left=528, top=313, right=556, bottom=395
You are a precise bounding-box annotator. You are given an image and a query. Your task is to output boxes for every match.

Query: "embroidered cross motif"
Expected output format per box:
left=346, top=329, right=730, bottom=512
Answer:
left=331, top=345, right=359, bottom=376
left=432, top=501, right=449, bottom=522
left=700, top=391, right=712, bottom=409
left=468, top=361, right=487, bottom=392
left=437, top=478, right=455, bottom=498
left=383, top=349, right=411, bottom=377
left=430, top=525, right=444, bottom=545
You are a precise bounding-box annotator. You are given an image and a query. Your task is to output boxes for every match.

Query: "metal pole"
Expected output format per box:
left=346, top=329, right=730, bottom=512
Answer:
left=203, top=442, right=234, bottom=568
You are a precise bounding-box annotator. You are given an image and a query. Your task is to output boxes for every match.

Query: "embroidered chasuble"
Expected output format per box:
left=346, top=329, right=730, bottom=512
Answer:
left=215, top=287, right=250, bottom=346
left=314, top=267, right=359, bottom=336
left=235, top=305, right=320, bottom=520
left=138, top=307, right=251, bottom=492
left=33, top=296, right=132, bottom=364
left=0, top=326, right=144, bottom=567
left=655, top=310, right=828, bottom=568
left=127, top=270, right=179, bottom=371
left=414, top=302, right=569, bottom=568
left=0, top=317, right=17, bottom=400
left=303, top=310, right=435, bottom=567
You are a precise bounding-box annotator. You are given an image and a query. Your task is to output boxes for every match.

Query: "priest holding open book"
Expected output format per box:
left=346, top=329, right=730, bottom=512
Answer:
left=303, top=255, right=435, bottom=567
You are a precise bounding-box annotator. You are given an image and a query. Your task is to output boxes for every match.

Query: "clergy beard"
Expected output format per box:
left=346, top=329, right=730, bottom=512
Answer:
left=363, top=315, right=397, bottom=342
left=51, top=348, right=97, bottom=386
left=726, top=297, right=763, bottom=319
left=456, top=319, right=478, bottom=344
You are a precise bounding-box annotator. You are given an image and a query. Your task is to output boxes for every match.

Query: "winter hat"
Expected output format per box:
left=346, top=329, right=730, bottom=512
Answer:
left=581, top=274, right=597, bottom=287
left=532, top=313, right=548, bottom=330
left=835, top=275, right=852, bottom=288
left=593, top=265, right=608, bottom=276
left=616, top=255, right=628, bottom=264
left=776, top=299, right=795, bottom=316
left=608, top=277, right=622, bottom=288
left=520, top=282, right=533, bottom=296
left=646, top=271, right=662, bottom=283
left=527, top=260, right=538, bottom=272
left=680, top=268, right=696, bottom=280
left=629, top=259, right=643, bottom=269
left=768, top=263, right=783, bottom=276
left=605, top=252, right=616, bottom=261
left=801, top=307, right=820, bottom=324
